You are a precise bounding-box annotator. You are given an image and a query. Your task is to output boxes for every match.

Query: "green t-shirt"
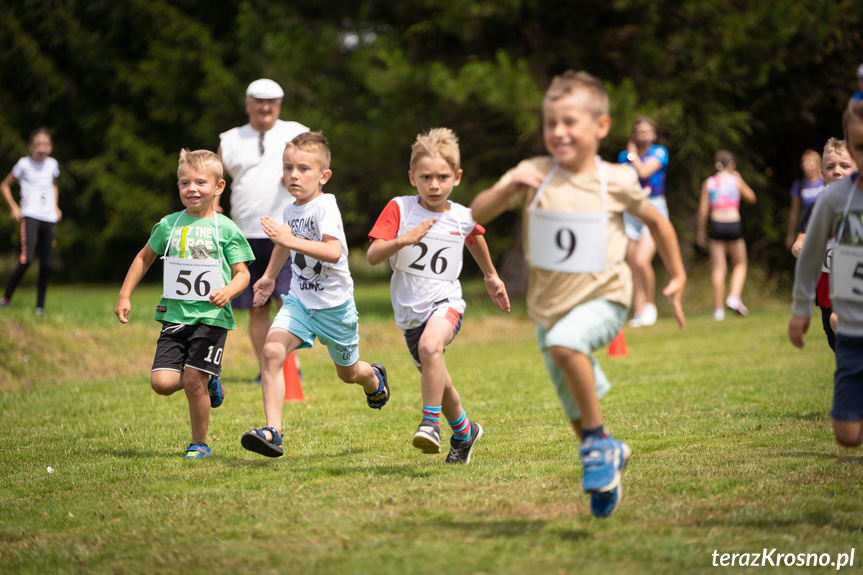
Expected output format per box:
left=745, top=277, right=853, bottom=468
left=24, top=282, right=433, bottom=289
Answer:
left=148, top=211, right=254, bottom=329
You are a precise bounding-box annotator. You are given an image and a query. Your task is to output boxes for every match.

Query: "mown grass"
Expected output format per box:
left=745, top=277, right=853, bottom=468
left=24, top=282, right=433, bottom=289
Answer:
left=1, top=277, right=861, bottom=575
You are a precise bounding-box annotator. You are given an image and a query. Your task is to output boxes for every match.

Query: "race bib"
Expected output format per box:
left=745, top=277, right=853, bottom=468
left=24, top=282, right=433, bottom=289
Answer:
left=162, top=257, right=224, bottom=301
left=528, top=209, right=606, bottom=273
left=831, top=243, right=863, bottom=302
left=822, top=238, right=835, bottom=274
left=393, top=232, right=463, bottom=281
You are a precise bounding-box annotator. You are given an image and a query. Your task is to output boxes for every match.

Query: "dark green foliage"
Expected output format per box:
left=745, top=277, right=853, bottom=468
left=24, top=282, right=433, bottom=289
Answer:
left=1, top=0, right=861, bottom=281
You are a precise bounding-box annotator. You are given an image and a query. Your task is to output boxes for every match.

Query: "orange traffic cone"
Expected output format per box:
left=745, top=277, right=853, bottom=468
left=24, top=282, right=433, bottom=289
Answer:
left=607, top=329, right=628, bottom=357
left=283, top=352, right=304, bottom=402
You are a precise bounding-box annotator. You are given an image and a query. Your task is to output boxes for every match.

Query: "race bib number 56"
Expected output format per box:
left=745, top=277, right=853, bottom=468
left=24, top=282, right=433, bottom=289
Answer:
left=162, top=257, right=223, bottom=301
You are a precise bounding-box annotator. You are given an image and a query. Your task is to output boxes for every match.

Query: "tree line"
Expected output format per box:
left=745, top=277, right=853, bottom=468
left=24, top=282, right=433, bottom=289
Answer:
left=2, top=0, right=861, bottom=284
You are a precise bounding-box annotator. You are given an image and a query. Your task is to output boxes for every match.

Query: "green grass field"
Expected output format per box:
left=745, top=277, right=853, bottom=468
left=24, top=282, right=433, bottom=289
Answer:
left=1, top=279, right=861, bottom=574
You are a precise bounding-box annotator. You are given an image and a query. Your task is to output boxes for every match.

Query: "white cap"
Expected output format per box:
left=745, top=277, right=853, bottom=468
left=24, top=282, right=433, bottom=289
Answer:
left=246, top=79, right=284, bottom=99
left=857, top=64, right=863, bottom=78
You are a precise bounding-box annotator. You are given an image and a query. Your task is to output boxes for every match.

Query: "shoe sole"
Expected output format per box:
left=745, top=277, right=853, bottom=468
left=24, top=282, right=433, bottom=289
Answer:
left=590, top=482, right=623, bottom=518
left=241, top=431, right=284, bottom=458
left=412, top=431, right=441, bottom=454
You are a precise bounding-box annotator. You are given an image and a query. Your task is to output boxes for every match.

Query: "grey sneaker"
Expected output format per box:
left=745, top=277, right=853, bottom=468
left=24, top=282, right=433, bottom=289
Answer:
left=412, top=419, right=441, bottom=454
left=445, top=422, right=484, bottom=464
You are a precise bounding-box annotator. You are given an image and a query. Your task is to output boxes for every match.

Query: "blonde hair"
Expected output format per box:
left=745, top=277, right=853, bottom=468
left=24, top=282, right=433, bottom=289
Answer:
left=714, top=150, right=735, bottom=171
left=823, top=137, right=847, bottom=159
left=410, top=128, right=461, bottom=172
left=801, top=149, right=821, bottom=166
left=178, top=149, right=224, bottom=181
left=544, top=70, right=609, bottom=118
left=285, top=131, right=331, bottom=171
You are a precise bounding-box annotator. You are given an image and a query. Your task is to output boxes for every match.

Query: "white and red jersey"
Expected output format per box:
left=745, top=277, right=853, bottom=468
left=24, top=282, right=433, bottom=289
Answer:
left=369, top=196, right=484, bottom=330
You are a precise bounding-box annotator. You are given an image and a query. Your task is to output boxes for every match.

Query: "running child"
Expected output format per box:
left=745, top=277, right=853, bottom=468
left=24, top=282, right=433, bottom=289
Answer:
left=790, top=96, right=863, bottom=448
left=367, top=128, right=510, bottom=464
left=791, top=138, right=856, bottom=350
left=696, top=150, right=757, bottom=320
left=241, top=131, right=390, bottom=458
left=114, top=149, right=254, bottom=459
left=470, top=71, right=686, bottom=517
left=0, top=128, right=62, bottom=314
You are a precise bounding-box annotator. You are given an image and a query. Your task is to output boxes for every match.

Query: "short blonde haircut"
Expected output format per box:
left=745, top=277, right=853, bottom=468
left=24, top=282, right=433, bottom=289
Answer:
left=544, top=70, right=609, bottom=118
left=823, top=137, right=847, bottom=160
left=178, top=149, right=224, bottom=181
left=285, top=131, right=331, bottom=171
left=410, top=128, right=461, bottom=172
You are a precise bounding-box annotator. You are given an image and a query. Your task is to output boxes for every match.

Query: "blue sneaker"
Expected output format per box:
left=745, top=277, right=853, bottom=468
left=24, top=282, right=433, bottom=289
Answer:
left=207, top=369, right=225, bottom=408
left=185, top=442, right=211, bottom=459
left=579, top=435, right=631, bottom=512
left=253, top=373, right=262, bottom=385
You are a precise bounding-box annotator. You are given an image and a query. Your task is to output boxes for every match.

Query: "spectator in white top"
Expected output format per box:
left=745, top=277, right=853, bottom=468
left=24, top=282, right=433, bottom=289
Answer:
left=218, top=79, right=309, bottom=384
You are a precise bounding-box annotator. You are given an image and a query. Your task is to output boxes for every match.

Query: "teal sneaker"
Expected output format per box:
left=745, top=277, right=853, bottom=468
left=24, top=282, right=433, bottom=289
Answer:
left=207, top=369, right=224, bottom=408
left=185, top=442, right=211, bottom=459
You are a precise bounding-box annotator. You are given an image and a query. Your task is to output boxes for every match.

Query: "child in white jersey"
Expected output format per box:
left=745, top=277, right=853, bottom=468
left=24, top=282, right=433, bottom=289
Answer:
left=241, top=131, right=390, bottom=458
left=790, top=96, right=863, bottom=448
left=696, top=150, right=757, bottom=320
left=115, top=150, right=254, bottom=459
left=471, top=71, right=687, bottom=517
left=0, top=128, right=62, bottom=314
left=368, top=128, right=510, bottom=464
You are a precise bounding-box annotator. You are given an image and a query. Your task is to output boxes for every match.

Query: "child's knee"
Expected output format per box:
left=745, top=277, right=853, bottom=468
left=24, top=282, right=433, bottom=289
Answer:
left=335, top=362, right=360, bottom=384
left=547, top=344, right=584, bottom=365
left=417, top=339, right=444, bottom=363
left=261, top=341, right=287, bottom=366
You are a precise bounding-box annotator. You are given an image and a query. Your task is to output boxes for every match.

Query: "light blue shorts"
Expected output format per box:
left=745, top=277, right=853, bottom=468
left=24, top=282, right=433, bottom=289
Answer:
left=270, top=293, right=360, bottom=366
left=535, top=298, right=627, bottom=420
left=624, top=195, right=669, bottom=240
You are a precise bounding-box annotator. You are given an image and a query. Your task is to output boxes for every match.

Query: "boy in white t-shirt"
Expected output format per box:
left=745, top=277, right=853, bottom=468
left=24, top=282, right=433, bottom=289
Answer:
left=241, top=132, right=390, bottom=458
left=0, top=128, right=62, bottom=314
left=368, top=128, right=510, bottom=464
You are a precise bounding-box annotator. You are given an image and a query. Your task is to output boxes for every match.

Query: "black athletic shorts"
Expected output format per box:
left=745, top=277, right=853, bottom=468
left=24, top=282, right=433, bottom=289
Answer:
left=152, top=322, right=227, bottom=377
left=708, top=220, right=743, bottom=241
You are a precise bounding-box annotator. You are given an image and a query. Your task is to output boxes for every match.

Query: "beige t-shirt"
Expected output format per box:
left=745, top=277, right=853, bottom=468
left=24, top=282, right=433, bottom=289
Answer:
left=505, top=156, right=648, bottom=330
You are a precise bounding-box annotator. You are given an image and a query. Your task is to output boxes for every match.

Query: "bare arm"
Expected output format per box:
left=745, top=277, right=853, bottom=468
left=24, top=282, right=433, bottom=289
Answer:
left=470, top=164, right=545, bottom=224
left=261, top=216, right=341, bottom=263
left=1, top=172, right=20, bottom=222
left=465, top=235, right=510, bottom=313
left=626, top=142, right=664, bottom=181
left=640, top=204, right=687, bottom=329
left=209, top=261, right=250, bottom=308
left=114, top=243, right=159, bottom=323
left=53, top=179, right=62, bottom=222
left=735, top=171, right=756, bottom=205
left=696, top=180, right=710, bottom=247
left=367, top=218, right=437, bottom=265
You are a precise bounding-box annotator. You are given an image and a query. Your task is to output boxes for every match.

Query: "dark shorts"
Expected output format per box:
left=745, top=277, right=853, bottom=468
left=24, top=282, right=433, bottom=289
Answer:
left=708, top=220, right=743, bottom=241
left=832, top=333, right=863, bottom=421
left=403, top=307, right=463, bottom=367
left=152, top=322, right=228, bottom=377
left=232, top=238, right=292, bottom=309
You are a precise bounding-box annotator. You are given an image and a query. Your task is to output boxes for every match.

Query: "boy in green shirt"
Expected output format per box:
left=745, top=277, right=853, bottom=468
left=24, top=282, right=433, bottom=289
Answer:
left=115, top=149, right=254, bottom=459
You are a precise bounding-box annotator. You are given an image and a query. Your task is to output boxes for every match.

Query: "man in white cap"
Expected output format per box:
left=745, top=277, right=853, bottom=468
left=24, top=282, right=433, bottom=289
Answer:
left=218, top=78, right=309, bottom=383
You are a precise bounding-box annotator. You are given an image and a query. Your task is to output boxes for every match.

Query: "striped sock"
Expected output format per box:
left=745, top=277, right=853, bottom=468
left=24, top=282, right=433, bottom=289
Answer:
left=448, top=410, right=472, bottom=441
left=422, top=405, right=441, bottom=425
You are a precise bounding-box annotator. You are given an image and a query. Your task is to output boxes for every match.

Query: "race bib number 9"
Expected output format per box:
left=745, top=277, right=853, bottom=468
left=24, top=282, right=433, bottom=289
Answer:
left=393, top=232, right=463, bottom=281
left=832, top=244, right=863, bottom=302
left=163, top=257, right=224, bottom=301
left=528, top=209, right=606, bottom=273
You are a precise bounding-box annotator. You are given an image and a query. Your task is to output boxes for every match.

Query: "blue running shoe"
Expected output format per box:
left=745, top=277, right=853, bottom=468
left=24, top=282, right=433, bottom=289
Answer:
left=207, top=369, right=225, bottom=408
left=185, top=442, right=211, bottom=459
left=590, top=484, right=623, bottom=518
left=579, top=436, right=631, bottom=494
